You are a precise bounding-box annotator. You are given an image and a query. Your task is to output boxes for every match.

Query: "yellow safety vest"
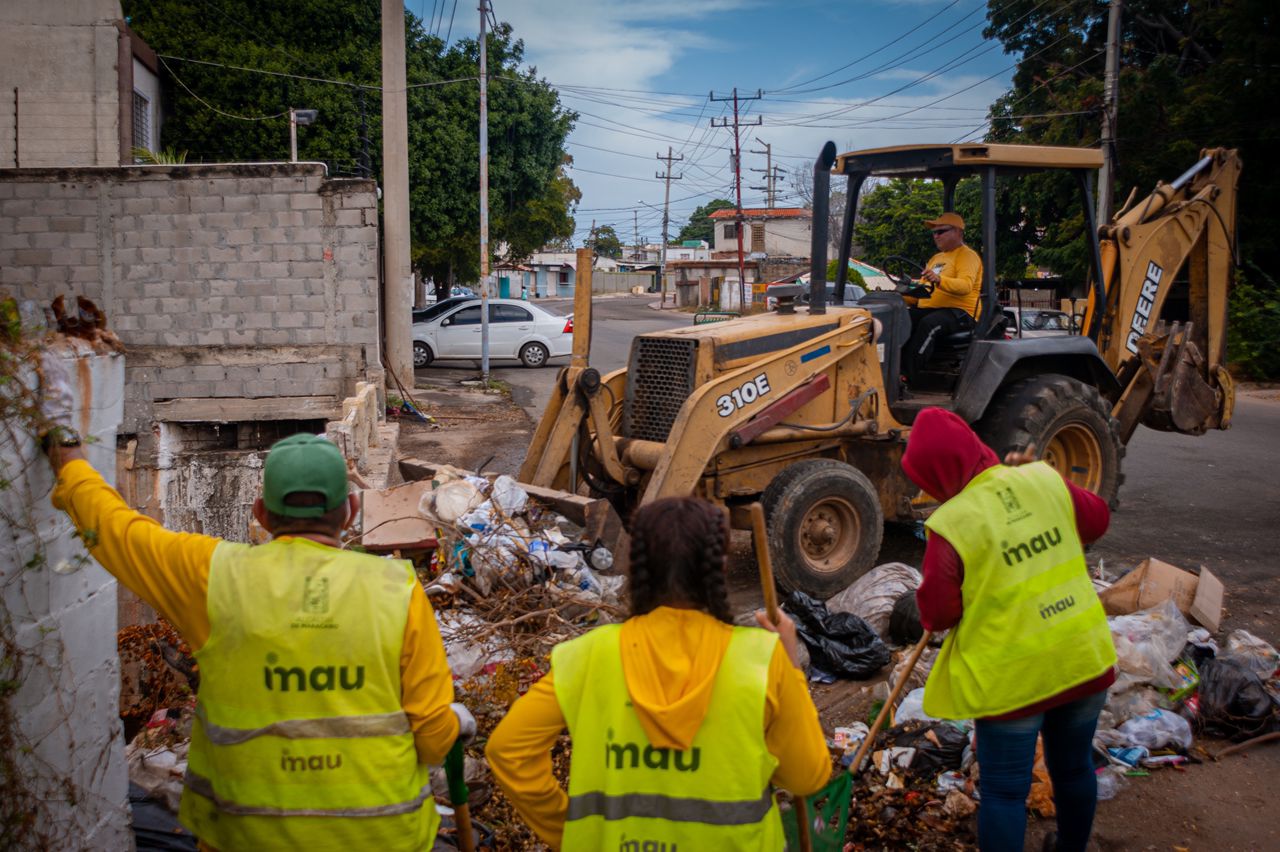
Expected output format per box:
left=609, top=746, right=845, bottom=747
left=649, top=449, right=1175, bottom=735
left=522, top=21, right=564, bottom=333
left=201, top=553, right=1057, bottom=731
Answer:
left=180, top=538, right=439, bottom=852
left=553, top=622, right=785, bottom=851
left=922, top=462, right=1116, bottom=719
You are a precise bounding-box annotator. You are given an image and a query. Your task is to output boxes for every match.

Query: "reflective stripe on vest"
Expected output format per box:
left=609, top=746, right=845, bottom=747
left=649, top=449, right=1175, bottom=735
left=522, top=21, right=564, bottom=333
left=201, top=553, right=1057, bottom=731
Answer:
left=553, top=622, right=785, bottom=851
left=179, top=538, right=439, bottom=852
left=922, top=462, right=1117, bottom=719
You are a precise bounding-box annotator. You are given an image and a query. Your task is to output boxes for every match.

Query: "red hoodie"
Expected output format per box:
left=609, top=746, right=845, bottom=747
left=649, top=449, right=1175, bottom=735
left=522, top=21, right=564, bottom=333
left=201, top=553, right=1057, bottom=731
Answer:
left=901, top=408, right=1114, bottom=719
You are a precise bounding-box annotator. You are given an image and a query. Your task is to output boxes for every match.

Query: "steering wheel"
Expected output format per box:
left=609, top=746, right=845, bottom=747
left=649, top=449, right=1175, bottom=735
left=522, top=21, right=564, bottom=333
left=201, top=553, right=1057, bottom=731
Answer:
left=883, top=255, right=933, bottom=298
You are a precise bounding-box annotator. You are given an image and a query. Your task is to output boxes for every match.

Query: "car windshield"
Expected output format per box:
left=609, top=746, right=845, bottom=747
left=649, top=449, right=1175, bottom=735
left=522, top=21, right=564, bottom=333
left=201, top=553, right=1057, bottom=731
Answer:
left=1025, top=312, right=1070, bottom=330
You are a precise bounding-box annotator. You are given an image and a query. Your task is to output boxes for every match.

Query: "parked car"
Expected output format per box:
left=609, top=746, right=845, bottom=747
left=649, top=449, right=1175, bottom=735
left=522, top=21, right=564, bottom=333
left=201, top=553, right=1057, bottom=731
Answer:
left=1001, top=307, right=1075, bottom=338
left=764, top=281, right=867, bottom=310
left=411, top=297, right=469, bottom=324
left=412, top=298, right=573, bottom=368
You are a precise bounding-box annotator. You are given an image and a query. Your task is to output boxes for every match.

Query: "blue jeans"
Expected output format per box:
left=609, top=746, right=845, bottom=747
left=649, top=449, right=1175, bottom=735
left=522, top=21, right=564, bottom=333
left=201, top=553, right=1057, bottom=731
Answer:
left=974, top=690, right=1107, bottom=852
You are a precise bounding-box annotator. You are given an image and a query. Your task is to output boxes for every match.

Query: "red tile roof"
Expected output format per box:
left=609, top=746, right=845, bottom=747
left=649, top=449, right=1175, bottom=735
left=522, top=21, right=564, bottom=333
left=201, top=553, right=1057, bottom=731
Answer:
left=708, top=207, right=809, bottom=220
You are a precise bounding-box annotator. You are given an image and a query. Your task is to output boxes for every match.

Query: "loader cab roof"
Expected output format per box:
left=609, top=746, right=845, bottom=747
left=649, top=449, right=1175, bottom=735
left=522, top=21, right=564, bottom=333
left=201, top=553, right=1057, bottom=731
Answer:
left=833, top=143, right=1104, bottom=179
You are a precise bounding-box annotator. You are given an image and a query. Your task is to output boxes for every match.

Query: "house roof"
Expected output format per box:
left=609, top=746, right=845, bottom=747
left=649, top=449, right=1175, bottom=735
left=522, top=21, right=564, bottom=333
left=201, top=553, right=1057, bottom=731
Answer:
left=708, top=207, right=809, bottom=220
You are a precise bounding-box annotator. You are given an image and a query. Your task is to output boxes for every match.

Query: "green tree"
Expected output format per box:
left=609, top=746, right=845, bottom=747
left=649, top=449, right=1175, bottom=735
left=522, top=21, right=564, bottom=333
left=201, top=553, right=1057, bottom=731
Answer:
left=123, top=0, right=577, bottom=284
left=585, top=225, right=622, bottom=259
left=853, top=179, right=987, bottom=271
left=981, top=0, right=1280, bottom=372
left=677, top=199, right=734, bottom=243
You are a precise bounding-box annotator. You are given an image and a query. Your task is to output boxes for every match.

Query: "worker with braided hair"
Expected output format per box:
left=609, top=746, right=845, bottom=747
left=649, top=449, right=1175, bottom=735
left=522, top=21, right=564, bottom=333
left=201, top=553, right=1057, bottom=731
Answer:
left=486, top=496, right=829, bottom=850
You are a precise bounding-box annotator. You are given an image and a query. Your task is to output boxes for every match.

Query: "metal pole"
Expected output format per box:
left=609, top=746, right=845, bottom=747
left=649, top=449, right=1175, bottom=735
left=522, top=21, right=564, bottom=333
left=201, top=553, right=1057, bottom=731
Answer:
left=656, top=147, right=682, bottom=305
left=732, top=90, right=748, bottom=311
left=381, top=0, right=414, bottom=387
left=289, top=108, right=298, bottom=163
left=1097, top=0, right=1122, bottom=224
left=479, top=0, right=491, bottom=382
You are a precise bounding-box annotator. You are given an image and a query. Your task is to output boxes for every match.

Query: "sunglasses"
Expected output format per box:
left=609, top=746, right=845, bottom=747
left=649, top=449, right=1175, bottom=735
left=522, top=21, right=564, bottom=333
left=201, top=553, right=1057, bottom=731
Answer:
left=931, top=227, right=954, bottom=235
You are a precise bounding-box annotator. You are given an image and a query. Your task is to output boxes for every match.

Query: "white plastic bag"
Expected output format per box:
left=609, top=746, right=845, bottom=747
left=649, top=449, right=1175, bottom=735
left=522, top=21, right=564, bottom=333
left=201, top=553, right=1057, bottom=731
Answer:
left=1108, top=599, right=1191, bottom=689
left=1115, top=708, right=1193, bottom=751
left=1224, top=630, right=1280, bottom=678
left=491, top=474, right=529, bottom=515
left=826, top=562, right=922, bottom=639
left=1095, top=766, right=1126, bottom=801
left=896, top=687, right=936, bottom=724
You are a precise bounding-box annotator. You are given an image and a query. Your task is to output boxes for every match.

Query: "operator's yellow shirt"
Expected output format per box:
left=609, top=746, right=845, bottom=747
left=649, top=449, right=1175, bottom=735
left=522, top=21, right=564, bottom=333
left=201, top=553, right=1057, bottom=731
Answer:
left=51, top=459, right=459, bottom=764
left=485, top=607, right=831, bottom=849
left=909, top=244, right=983, bottom=318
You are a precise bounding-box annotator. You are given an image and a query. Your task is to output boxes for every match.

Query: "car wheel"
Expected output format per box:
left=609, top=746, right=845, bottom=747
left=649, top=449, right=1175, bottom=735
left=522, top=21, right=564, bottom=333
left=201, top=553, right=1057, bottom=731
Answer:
left=977, top=374, right=1124, bottom=507
left=519, top=341, right=549, bottom=368
left=413, top=341, right=433, bottom=368
left=762, top=459, right=884, bottom=597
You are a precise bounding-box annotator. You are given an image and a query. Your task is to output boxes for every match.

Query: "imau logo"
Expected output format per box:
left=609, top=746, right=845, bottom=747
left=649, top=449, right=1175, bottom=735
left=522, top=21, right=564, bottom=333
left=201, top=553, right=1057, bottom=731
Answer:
left=1000, top=527, right=1064, bottom=565
left=1040, top=595, right=1077, bottom=620
left=605, top=730, right=701, bottom=772
left=263, top=652, right=364, bottom=692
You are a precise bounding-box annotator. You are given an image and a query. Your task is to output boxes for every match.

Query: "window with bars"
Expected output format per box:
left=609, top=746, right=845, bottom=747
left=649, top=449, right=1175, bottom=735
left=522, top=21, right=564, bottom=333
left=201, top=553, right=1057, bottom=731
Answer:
left=751, top=222, right=765, bottom=252
left=132, top=91, right=151, bottom=157
left=722, top=222, right=737, bottom=240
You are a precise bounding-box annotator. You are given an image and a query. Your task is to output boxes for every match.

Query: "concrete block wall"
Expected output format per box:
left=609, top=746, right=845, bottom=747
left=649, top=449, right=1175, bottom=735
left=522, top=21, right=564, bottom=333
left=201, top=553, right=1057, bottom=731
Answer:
left=0, top=343, right=129, bottom=848
left=0, top=163, right=382, bottom=434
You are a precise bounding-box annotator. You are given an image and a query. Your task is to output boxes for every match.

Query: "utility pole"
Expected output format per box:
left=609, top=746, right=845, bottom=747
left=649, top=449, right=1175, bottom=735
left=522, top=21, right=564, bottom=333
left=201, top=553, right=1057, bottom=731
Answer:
left=711, top=88, right=762, bottom=310
left=656, top=147, right=683, bottom=303
left=478, top=0, right=492, bottom=382
left=633, top=209, right=640, bottom=262
left=749, top=139, right=774, bottom=207
left=381, top=0, right=413, bottom=388
left=1097, top=0, right=1122, bottom=225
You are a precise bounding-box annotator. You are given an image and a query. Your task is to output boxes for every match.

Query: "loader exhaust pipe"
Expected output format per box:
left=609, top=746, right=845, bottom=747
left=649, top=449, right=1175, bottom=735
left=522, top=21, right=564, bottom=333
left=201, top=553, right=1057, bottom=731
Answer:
left=809, top=141, right=838, bottom=315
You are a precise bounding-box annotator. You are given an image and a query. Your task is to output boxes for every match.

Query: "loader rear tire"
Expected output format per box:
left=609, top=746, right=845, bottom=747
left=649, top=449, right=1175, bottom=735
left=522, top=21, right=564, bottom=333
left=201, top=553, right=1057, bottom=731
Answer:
left=977, top=374, right=1124, bottom=507
left=762, top=459, right=884, bottom=598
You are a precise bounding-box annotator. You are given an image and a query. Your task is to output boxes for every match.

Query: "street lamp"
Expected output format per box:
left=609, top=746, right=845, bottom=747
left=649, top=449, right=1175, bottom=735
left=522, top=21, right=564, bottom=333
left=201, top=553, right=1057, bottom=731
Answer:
left=289, top=108, right=318, bottom=162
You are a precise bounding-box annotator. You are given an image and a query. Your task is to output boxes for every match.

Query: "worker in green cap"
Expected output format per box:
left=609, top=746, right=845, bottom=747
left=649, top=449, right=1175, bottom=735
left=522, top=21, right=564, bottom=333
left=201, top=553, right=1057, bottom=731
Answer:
left=37, top=354, right=469, bottom=852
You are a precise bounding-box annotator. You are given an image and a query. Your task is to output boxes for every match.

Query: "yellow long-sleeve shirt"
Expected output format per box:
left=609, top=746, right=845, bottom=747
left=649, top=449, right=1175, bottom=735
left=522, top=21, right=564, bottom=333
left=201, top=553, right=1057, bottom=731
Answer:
left=485, top=607, right=831, bottom=849
left=51, top=459, right=459, bottom=764
left=909, top=244, right=983, bottom=317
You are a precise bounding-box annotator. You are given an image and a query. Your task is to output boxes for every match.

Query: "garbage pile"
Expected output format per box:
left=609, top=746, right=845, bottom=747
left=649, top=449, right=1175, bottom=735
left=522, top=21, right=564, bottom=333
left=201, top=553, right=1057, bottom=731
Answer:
left=807, top=557, right=1279, bottom=848
left=415, top=468, right=625, bottom=677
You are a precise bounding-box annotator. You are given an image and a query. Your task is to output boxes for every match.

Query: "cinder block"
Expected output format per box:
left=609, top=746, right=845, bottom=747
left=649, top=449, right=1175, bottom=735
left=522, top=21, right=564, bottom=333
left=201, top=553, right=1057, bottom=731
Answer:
left=239, top=212, right=274, bottom=230
left=291, top=261, right=324, bottom=279
left=16, top=216, right=46, bottom=232
left=255, top=227, right=286, bottom=243
left=224, top=196, right=255, bottom=213
left=291, top=194, right=323, bottom=210
left=68, top=232, right=98, bottom=250
left=243, top=378, right=279, bottom=397
left=240, top=244, right=273, bottom=263
left=336, top=209, right=365, bottom=228
left=190, top=196, right=222, bottom=214
left=258, top=329, right=292, bottom=345
left=292, top=294, right=327, bottom=311
left=70, top=265, right=98, bottom=283
left=36, top=265, right=71, bottom=284
left=236, top=280, right=274, bottom=297
left=159, top=296, right=194, bottom=314
left=0, top=233, right=31, bottom=249
left=194, top=330, right=228, bottom=346
left=142, top=314, right=173, bottom=331
left=259, top=261, right=289, bottom=279
left=225, top=229, right=254, bottom=246
left=274, top=244, right=310, bottom=262
left=122, top=197, right=154, bottom=216
left=140, top=247, right=168, bottom=264
left=207, top=246, right=238, bottom=263
left=14, top=248, right=52, bottom=265
left=2, top=199, right=36, bottom=217
left=34, top=199, right=70, bottom=216
left=276, top=311, right=307, bottom=328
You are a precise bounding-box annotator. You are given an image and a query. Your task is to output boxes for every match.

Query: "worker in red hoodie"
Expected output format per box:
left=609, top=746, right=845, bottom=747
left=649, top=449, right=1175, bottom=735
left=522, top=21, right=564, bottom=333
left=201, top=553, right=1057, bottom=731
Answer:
left=901, top=408, right=1116, bottom=852
left=485, top=496, right=830, bottom=850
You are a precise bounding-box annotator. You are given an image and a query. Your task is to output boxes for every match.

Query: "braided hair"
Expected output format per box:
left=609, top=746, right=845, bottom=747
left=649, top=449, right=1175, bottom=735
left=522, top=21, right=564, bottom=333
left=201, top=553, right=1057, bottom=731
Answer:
left=627, top=497, right=734, bottom=624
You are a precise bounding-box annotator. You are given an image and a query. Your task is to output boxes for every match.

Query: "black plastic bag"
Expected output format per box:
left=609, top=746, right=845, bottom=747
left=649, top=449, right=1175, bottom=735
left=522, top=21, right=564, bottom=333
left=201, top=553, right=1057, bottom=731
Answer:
left=1196, top=657, right=1280, bottom=741
left=889, top=590, right=924, bottom=646
left=784, top=590, right=891, bottom=679
left=887, top=719, right=969, bottom=775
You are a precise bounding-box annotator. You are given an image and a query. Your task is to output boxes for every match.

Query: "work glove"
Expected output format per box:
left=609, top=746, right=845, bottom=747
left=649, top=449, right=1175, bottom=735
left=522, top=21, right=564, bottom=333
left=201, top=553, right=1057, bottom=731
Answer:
left=37, top=350, right=78, bottom=445
left=451, top=702, right=477, bottom=745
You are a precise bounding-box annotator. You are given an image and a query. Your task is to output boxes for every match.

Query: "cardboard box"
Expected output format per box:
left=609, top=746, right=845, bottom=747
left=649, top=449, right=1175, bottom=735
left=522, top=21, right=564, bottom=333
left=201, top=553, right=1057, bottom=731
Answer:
left=1099, top=558, right=1223, bottom=632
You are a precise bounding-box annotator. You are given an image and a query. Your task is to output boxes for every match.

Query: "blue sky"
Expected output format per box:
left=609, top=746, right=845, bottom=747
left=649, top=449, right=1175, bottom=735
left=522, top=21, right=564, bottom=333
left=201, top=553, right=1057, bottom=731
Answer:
left=412, top=0, right=1018, bottom=246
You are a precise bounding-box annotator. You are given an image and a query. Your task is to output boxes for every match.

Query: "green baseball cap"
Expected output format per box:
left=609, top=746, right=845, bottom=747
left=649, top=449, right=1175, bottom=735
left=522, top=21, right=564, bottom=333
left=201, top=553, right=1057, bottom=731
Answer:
left=261, top=433, right=349, bottom=518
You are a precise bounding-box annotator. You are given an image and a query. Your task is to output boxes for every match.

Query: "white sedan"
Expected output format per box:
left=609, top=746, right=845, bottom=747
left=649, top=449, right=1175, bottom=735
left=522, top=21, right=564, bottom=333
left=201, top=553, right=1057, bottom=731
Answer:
left=411, top=298, right=573, bottom=368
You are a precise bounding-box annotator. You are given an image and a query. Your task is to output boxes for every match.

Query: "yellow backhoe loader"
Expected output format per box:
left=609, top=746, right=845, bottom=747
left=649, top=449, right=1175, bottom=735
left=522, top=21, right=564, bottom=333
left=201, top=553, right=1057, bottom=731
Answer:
left=519, top=142, right=1241, bottom=596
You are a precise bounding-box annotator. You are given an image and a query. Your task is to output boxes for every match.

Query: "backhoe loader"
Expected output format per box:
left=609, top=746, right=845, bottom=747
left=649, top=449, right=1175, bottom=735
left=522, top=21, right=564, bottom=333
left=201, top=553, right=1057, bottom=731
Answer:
left=519, top=142, right=1241, bottom=596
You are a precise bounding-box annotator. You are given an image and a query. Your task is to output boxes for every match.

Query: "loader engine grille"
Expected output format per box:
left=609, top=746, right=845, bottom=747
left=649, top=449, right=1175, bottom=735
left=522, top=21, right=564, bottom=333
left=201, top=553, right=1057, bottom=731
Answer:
left=624, top=337, right=698, bottom=441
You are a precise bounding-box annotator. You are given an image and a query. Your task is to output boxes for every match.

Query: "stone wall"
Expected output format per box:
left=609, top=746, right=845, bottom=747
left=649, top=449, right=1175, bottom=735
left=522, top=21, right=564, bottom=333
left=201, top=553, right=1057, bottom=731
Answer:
left=0, top=343, right=129, bottom=848
left=0, top=163, right=383, bottom=435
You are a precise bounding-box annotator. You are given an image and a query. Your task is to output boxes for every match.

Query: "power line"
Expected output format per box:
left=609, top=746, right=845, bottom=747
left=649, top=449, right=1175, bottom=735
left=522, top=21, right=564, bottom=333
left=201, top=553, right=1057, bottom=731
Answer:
left=157, top=55, right=289, bottom=121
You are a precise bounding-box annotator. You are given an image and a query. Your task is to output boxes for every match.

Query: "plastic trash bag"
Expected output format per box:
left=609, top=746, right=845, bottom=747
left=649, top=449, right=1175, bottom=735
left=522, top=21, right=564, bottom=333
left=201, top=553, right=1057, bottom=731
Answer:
left=1108, top=599, right=1191, bottom=689
left=1115, top=708, right=1193, bottom=751
left=490, top=474, right=529, bottom=514
left=1196, top=656, right=1280, bottom=741
left=884, top=719, right=969, bottom=776
left=1095, top=766, right=1126, bottom=801
left=825, top=562, right=922, bottom=639
left=784, top=590, right=891, bottom=679
left=1224, top=630, right=1280, bottom=679
left=896, top=687, right=935, bottom=724
left=888, top=591, right=924, bottom=646
left=1104, top=686, right=1166, bottom=726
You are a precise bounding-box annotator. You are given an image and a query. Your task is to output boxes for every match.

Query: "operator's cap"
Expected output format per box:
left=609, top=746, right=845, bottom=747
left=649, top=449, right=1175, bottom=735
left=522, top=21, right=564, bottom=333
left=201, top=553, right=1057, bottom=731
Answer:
left=261, top=433, right=349, bottom=518
left=924, top=211, right=965, bottom=230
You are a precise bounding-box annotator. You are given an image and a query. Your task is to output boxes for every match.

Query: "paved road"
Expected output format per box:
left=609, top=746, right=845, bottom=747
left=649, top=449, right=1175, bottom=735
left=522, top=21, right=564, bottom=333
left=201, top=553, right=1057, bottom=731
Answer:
left=416, top=295, right=688, bottom=418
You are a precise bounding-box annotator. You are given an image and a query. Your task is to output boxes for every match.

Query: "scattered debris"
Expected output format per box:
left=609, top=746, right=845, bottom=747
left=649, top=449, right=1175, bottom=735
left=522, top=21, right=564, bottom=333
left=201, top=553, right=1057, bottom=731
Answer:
left=826, top=562, right=922, bottom=640
left=1099, top=557, right=1224, bottom=632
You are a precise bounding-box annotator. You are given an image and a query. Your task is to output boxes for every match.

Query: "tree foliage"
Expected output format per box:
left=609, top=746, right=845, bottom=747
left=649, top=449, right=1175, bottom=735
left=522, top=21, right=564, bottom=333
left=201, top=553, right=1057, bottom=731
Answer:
left=854, top=179, right=987, bottom=270
left=123, top=0, right=578, bottom=283
left=585, top=225, right=622, bottom=259
left=981, top=0, right=1280, bottom=372
left=677, top=199, right=734, bottom=243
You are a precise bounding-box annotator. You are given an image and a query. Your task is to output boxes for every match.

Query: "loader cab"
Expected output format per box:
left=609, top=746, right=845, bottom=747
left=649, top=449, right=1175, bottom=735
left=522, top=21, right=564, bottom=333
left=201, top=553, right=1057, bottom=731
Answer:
left=814, top=143, right=1109, bottom=419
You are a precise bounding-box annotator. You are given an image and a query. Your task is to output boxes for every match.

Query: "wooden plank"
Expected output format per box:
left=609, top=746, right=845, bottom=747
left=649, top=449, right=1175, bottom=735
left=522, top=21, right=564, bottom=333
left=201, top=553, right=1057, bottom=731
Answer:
left=152, top=396, right=339, bottom=423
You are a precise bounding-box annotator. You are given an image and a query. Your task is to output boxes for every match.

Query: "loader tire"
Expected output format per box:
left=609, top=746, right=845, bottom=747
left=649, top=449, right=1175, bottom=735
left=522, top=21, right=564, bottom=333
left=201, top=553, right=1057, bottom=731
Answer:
left=762, top=459, right=884, bottom=598
left=977, top=374, right=1124, bottom=507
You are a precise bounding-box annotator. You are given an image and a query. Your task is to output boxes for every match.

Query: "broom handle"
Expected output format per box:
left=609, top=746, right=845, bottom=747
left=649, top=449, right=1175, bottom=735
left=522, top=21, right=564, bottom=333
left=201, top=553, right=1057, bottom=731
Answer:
left=849, top=630, right=933, bottom=776
left=749, top=503, right=811, bottom=852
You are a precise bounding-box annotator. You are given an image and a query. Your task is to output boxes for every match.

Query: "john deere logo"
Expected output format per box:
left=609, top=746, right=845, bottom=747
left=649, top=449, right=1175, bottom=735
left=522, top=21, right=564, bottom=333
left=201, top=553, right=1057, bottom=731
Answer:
left=302, top=577, right=330, bottom=614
